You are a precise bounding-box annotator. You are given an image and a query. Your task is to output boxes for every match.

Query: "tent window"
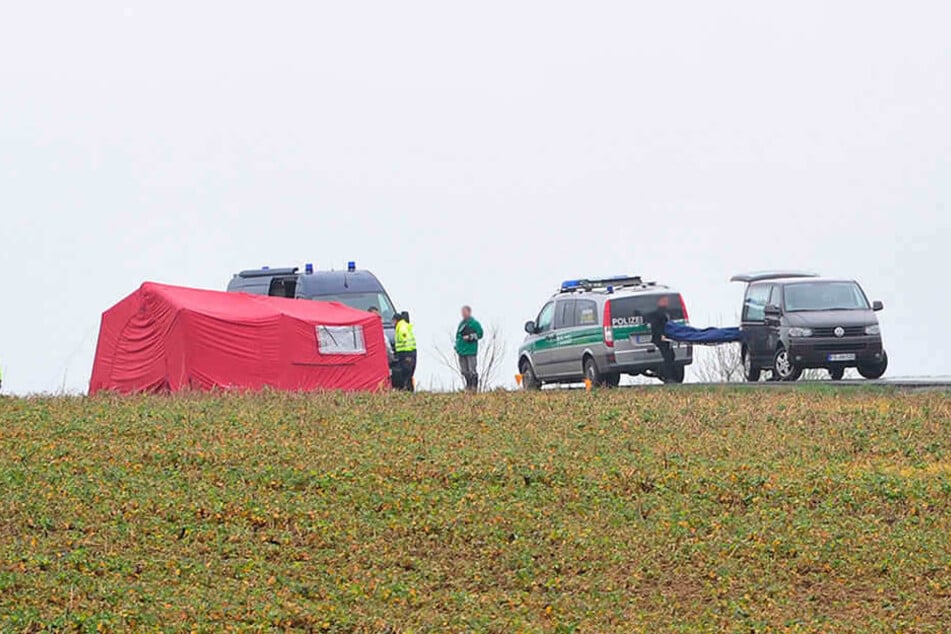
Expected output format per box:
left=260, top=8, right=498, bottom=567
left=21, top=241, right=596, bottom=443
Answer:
left=316, top=325, right=366, bottom=355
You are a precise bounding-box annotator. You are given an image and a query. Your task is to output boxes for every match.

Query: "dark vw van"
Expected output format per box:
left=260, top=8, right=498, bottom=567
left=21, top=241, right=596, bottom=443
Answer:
left=732, top=272, right=887, bottom=381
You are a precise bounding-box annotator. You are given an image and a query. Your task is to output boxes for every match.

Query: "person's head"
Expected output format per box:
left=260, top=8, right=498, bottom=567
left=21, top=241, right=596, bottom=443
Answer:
left=461, top=305, right=472, bottom=320
left=656, top=295, right=670, bottom=309
left=368, top=306, right=379, bottom=315
left=392, top=313, right=401, bottom=324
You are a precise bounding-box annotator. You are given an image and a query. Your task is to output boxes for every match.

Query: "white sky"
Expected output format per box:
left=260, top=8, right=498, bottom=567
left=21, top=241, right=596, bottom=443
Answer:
left=1, top=2, right=949, bottom=393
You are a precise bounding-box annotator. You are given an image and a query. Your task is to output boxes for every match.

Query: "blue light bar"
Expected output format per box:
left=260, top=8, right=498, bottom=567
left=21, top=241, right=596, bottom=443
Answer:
left=262, top=265, right=270, bottom=270
left=347, top=261, right=356, bottom=272
left=560, top=275, right=644, bottom=293
left=561, top=279, right=583, bottom=291
left=304, top=263, right=314, bottom=274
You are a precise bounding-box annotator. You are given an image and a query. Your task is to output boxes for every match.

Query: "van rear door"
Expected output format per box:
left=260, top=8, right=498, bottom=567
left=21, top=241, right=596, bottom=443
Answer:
left=609, top=293, right=685, bottom=367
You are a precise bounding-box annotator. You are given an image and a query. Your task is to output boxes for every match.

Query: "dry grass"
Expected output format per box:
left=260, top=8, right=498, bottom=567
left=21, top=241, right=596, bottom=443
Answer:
left=0, top=388, right=948, bottom=632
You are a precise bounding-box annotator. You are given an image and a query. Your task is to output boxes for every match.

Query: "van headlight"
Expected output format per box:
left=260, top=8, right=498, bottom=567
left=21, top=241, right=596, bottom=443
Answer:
left=865, top=325, right=881, bottom=335
left=788, top=327, right=812, bottom=337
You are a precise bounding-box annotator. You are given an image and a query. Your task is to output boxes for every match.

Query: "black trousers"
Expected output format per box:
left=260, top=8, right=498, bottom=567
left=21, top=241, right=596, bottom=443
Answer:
left=654, top=338, right=676, bottom=380
left=396, top=351, right=417, bottom=392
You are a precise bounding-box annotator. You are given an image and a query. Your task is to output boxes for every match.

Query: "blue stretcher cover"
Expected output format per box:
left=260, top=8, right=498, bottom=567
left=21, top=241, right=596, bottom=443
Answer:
left=664, top=322, right=744, bottom=344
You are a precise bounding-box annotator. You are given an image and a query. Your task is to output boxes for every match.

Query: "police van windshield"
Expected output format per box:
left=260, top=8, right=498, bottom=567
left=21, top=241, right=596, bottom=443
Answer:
left=784, top=282, right=869, bottom=312
left=609, top=294, right=684, bottom=324
left=312, top=293, right=396, bottom=321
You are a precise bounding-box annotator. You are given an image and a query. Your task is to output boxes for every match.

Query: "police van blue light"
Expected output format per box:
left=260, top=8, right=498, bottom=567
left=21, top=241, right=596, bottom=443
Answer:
left=561, top=280, right=583, bottom=292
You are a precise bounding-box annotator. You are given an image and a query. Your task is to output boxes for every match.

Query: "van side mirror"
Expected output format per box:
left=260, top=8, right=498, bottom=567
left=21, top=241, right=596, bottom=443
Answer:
left=764, top=304, right=782, bottom=317
left=524, top=320, right=537, bottom=334
left=872, top=300, right=884, bottom=312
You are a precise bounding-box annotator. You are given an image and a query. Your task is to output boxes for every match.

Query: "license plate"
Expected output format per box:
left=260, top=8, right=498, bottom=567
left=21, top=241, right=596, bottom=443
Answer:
left=633, top=334, right=652, bottom=344
left=828, top=353, right=855, bottom=362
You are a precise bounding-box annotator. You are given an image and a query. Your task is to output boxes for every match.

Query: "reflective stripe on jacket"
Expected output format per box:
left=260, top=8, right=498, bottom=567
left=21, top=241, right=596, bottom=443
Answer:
left=395, top=320, right=417, bottom=352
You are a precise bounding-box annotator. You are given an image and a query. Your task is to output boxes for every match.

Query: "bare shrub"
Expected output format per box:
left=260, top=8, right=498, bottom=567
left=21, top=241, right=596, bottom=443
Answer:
left=692, top=343, right=745, bottom=383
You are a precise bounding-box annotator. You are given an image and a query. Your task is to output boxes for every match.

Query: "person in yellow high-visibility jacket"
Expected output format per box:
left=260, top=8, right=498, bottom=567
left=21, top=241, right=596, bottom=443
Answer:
left=393, top=311, right=417, bottom=392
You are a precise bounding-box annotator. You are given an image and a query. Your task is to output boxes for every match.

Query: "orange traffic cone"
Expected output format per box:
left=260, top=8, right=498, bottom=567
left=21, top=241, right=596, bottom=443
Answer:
left=515, top=374, right=523, bottom=387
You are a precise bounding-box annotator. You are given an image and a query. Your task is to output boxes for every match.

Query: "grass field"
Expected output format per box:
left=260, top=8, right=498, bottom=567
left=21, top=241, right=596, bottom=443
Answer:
left=0, top=388, right=949, bottom=633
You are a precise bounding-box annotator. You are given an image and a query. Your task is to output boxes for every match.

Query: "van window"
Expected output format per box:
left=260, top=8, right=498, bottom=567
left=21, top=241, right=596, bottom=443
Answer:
left=743, top=285, right=771, bottom=321
left=312, top=292, right=396, bottom=321
left=554, top=299, right=576, bottom=330
left=575, top=299, right=598, bottom=326
left=608, top=293, right=683, bottom=326
left=536, top=302, right=555, bottom=333
left=268, top=277, right=298, bottom=298
left=784, top=282, right=870, bottom=312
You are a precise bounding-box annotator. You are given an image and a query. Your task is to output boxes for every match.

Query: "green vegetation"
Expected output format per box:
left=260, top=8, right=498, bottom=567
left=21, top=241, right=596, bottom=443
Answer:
left=0, top=389, right=948, bottom=632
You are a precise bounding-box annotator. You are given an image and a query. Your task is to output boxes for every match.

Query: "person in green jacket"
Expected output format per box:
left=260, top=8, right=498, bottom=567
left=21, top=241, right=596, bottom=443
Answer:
left=454, top=305, right=484, bottom=391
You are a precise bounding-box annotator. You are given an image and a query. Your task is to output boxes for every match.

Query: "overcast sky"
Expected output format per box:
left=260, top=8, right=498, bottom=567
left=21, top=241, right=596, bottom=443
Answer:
left=1, top=2, right=949, bottom=393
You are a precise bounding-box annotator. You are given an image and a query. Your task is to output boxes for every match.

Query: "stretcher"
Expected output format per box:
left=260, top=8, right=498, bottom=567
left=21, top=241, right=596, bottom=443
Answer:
left=664, top=322, right=744, bottom=344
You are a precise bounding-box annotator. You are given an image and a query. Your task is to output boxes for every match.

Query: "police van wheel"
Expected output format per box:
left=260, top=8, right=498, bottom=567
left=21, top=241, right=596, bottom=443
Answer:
left=520, top=360, right=541, bottom=390
left=662, top=364, right=685, bottom=384
left=603, top=372, right=621, bottom=388
left=583, top=356, right=603, bottom=387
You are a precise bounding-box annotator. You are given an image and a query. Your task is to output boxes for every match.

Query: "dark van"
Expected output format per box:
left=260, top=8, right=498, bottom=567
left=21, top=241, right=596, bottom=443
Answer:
left=227, top=263, right=400, bottom=379
left=732, top=272, right=887, bottom=381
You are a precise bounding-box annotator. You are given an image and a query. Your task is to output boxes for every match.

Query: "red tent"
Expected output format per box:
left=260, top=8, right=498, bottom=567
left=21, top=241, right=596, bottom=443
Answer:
left=89, top=282, right=390, bottom=394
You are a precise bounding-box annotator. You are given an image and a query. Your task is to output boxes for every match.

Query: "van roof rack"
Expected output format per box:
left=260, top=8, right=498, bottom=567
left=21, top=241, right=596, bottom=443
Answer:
left=730, top=271, right=818, bottom=283
left=560, top=275, right=646, bottom=293
left=237, top=267, right=299, bottom=279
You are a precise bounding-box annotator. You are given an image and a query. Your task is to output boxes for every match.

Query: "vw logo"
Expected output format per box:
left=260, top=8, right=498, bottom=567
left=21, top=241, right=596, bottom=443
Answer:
left=834, top=326, right=845, bottom=338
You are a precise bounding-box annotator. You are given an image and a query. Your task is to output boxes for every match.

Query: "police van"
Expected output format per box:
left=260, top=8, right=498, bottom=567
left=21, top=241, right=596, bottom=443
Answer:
left=227, top=262, right=400, bottom=381
left=518, top=276, right=693, bottom=388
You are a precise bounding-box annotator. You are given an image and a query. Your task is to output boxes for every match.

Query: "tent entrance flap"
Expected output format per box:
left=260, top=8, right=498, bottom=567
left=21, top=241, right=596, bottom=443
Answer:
left=664, top=322, right=744, bottom=344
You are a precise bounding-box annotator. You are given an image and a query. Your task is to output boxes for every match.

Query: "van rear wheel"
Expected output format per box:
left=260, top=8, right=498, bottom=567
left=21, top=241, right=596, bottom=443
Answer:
left=663, top=364, right=685, bottom=384
left=743, top=349, right=761, bottom=382
left=583, top=356, right=603, bottom=387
